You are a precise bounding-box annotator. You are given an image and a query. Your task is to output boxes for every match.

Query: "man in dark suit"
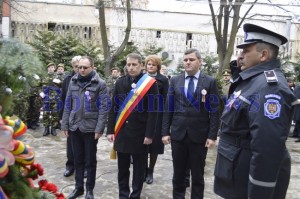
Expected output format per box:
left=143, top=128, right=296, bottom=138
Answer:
left=107, top=53, right=158, bottom=199
left=162, top=48, right=220, bottom=199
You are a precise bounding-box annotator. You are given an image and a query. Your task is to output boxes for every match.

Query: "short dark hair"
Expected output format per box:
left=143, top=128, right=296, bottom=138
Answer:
left=184, top=48, right=202, bottom=59
left=126, top=53, right=142, bottom=64
left=111, top=67, right=120, bottom=72
left=80, top=56, right=94, bottom=67
left=256, top=43, right=279, bottom=60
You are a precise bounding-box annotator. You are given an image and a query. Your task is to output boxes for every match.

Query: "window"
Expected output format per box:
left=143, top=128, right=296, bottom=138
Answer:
left=156, top=30, right=161, bottom=38
left=48, top=22, right=56, bottom=31
left=186, top=33, right=193, bottom=47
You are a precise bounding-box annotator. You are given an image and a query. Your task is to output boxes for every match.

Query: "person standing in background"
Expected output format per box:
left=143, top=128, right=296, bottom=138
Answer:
left=221, top=69, right=232, bottom=99
left=287, top=77, right=295, bottom=91
left=144, top=55, right=169, bottom=184
left=40, top=63, right=61, bottom=136
left=160, top=65, right=167, bottom=76
left=292, top=84, right=300, bottom=141
left=60, top=56, right=81, bottom=178
left=106, top=67, right=121, bottom=96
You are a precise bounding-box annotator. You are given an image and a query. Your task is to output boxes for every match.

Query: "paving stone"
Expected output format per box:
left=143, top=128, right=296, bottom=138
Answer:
left=24, top=126, right=300, bottom=199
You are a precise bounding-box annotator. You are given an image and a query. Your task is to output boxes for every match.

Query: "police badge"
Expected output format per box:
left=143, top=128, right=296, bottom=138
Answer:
left=264, top=99, right=281, bottom=119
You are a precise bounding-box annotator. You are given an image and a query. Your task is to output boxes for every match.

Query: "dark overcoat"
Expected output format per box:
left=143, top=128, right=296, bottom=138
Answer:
left=107, top=73, right=159, bottom=154
left=148, top=73, right=169, bottom=154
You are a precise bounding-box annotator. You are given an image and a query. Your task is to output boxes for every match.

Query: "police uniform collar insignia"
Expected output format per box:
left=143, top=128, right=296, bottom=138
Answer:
left=264, top=70, right=278, bottom=83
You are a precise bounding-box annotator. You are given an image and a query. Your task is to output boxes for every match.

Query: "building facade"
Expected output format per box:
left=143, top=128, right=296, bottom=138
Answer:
left=2, top=0, right=300, bottom=72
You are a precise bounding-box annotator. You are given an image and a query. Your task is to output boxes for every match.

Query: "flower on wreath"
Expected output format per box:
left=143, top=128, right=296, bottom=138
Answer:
left=24, top=163, right=44, bottom=180
left=38, top=179, right=65, bottom=198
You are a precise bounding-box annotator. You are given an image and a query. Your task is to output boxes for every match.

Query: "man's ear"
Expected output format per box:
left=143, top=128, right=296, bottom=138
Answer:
left=260, top=49, right=269, bottom=62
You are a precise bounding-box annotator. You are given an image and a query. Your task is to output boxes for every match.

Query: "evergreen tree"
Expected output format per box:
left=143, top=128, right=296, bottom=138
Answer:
left=0, top=39, right=43, bottom=116
left=27, top=31, right=56, bottom=66
left=113, top=42, right=141, bottom=71
left=202, top=55, right=218, bottom=76
left=77, top=41, right=104, bottom=76
left=176, top=58, right=184, bottom=74
left=28, top=31, right=105, bottom=74
left=52, top=35, right=79, bottom=70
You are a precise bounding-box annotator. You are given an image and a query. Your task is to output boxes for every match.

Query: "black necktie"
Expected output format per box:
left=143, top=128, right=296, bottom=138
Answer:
left=187, top=76, right=194, bottom=101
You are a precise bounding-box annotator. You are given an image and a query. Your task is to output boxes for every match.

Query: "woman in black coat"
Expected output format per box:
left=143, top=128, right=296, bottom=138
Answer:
left=144, top=55, right=169, bottom=184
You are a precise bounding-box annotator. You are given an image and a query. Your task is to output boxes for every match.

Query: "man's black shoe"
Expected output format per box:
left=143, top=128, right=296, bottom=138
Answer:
left=85, top=190, right=94, bottom=199
left=64, top=169, right=74, bottom=177
left=145, top=168, right=153, bottom=184
left=67, top=188, right=84, bottom=199
left=295, top=139, right=300, bottom=142
left=84, top=170, right=87, bottom=178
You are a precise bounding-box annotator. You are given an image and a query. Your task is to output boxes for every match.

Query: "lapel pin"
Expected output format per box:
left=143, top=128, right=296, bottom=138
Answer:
left=201, top=89, right=207, bottom=102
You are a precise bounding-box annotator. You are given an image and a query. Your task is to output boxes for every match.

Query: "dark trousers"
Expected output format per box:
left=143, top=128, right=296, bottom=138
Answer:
left=71, top=129, right=98, bottom=191
left=117, top=152, right=146, bottom=199
left=66, top=130, right=74, bottom=170
left=171, top=136, right=208, bottom=199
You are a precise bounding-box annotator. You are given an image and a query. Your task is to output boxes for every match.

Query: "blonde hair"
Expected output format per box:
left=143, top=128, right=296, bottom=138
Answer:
left=145, top=55, right=162, bottom=71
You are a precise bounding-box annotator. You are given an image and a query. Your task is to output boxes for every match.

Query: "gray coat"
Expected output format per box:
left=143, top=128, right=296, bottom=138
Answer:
left=61, top=72, right=108, bottom=133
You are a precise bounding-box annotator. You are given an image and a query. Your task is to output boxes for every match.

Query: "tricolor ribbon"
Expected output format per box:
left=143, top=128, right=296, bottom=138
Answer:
left=114, top=74, right=156, bottom=137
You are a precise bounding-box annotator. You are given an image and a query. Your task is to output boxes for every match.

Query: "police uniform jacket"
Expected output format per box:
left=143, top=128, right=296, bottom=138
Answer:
left=214, top=59, right=297, bottom=199
left=107, top=73, right=159, bottom=154
left=61, top=71, right=108, bottom=133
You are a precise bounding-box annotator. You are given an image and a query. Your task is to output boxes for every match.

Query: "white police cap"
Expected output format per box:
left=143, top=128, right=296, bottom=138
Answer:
left=237, top=23, right=288, bottom=49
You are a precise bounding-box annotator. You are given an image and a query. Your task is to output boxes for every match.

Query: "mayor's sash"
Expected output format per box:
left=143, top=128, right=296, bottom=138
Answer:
left=114, top=73, right=156, bottom=137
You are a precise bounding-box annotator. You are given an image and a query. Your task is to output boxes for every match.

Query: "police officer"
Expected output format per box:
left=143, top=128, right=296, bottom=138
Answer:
left=214, top=23, right=298, bottom=199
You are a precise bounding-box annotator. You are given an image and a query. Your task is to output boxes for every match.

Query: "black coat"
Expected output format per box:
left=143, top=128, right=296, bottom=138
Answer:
left=107, top=73, right=159, bottom=154
left=148, top=73, right=169, bottom=154
left=59, top=71, right=75, bottom=119
left=293, top=85, right=300, bottom=121
left=162, top=72, right=220, bottom=143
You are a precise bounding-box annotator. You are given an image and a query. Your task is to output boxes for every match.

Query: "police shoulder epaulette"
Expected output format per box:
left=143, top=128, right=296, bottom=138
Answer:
left=263, top=70, right=278, bottom=84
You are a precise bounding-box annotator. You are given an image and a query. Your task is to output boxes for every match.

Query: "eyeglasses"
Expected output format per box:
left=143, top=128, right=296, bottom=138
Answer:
left=78, top=66, right=91, bottom=70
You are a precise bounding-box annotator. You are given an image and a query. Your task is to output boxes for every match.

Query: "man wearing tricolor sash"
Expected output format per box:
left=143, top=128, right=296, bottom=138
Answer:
left=107, top=53, right=159, bottom=199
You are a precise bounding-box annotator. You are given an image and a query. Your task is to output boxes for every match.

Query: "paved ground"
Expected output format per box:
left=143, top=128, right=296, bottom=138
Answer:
left=23, top=126, right=300, bottom=199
